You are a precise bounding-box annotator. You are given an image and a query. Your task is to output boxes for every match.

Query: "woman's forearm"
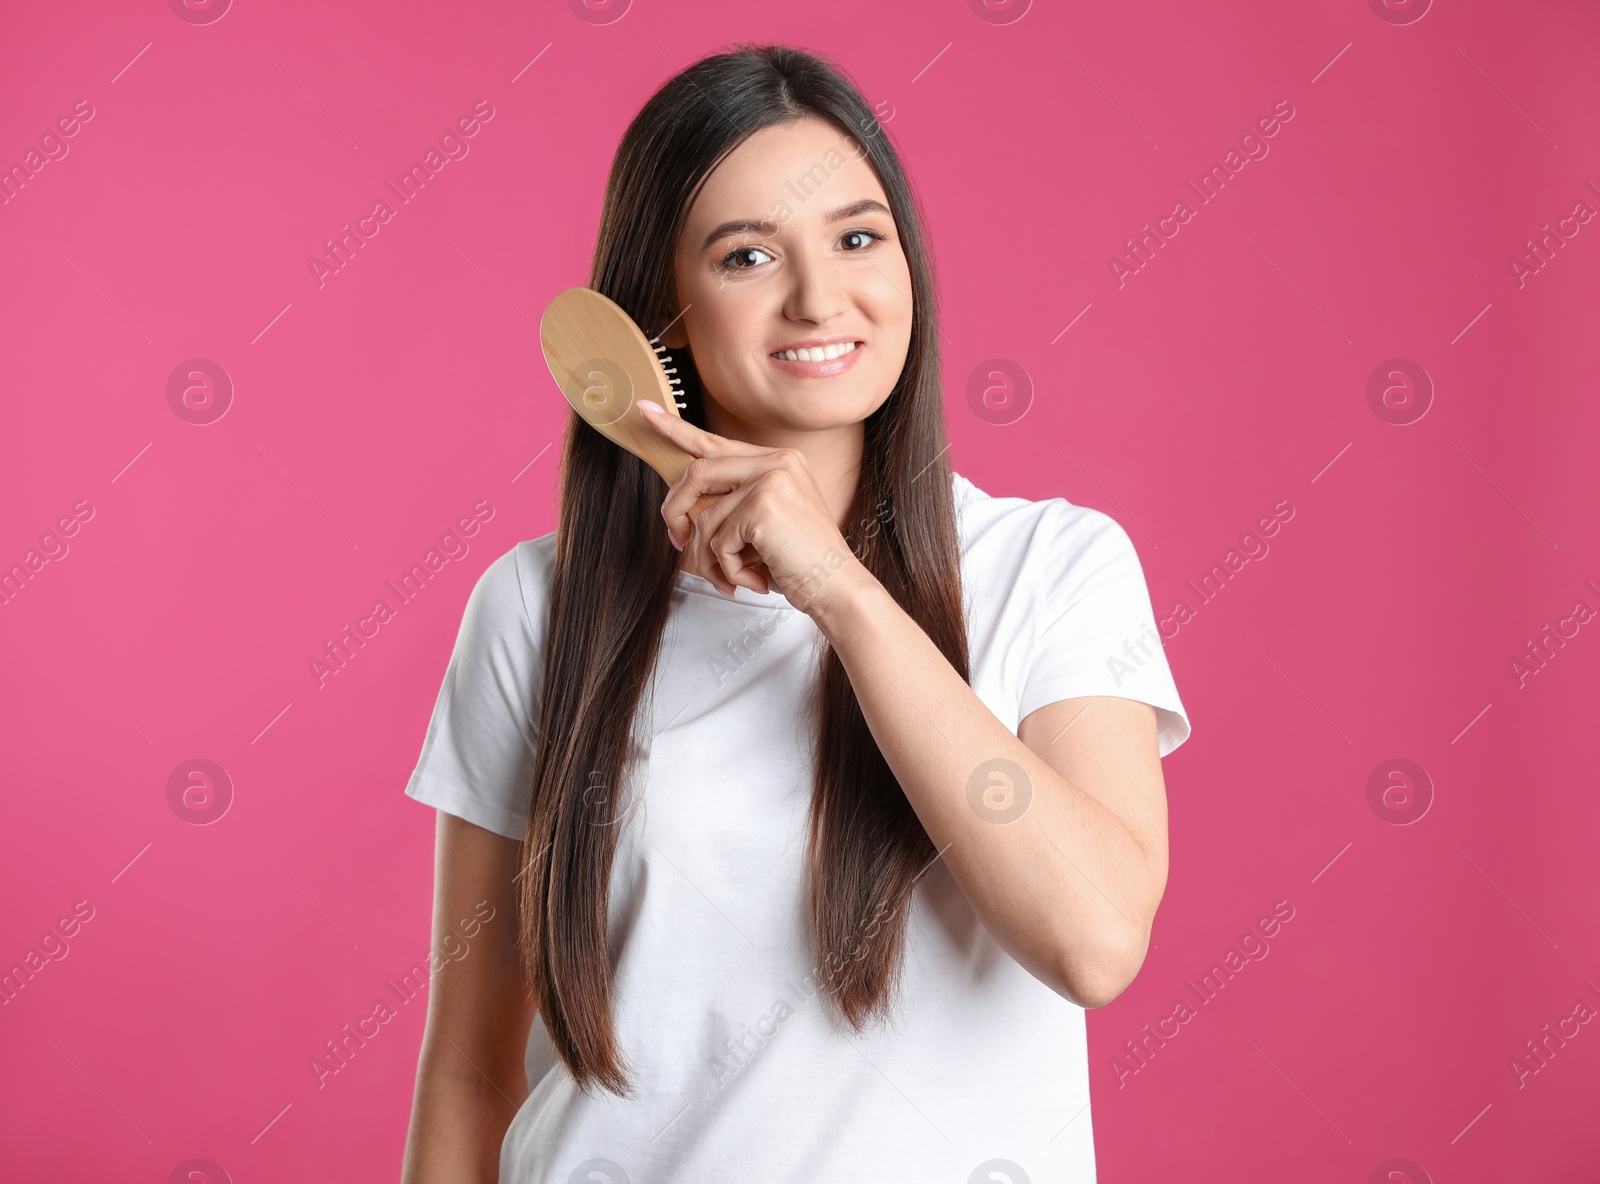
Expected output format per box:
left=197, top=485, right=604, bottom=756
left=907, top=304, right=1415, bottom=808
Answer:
left=808, top=557, right=1163, bottom=1007
left=401, top=1051, right=528, bottom=1184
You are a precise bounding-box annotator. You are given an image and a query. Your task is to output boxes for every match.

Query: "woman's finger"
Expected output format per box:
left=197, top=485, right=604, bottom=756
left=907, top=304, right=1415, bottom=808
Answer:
left=711, top=519, right=771, bottom=596
left=661, top=452, right=781, bottom=551
left=638, top=400, right=762, bottom=460
left=702, top=483, right=772, bottom=595
left=683, top=481, right=760, bottom=596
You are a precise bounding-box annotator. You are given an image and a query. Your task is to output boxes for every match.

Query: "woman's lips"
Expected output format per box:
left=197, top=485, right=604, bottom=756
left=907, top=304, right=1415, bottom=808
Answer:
left=766, top=342, right=864, bottom=378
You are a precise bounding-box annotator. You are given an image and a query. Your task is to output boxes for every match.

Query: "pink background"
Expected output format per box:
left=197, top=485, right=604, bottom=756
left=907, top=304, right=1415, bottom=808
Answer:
left=2, top=0, right=1597, bottom=1180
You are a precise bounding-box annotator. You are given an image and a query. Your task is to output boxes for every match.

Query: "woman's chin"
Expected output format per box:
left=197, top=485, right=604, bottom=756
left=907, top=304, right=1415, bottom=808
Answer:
left=706, top=387, right=884, bottom=435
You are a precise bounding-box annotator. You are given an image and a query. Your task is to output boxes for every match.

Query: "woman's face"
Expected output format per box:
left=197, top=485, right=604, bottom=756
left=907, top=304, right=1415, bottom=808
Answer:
left=662, top=115, right=914, bottom=440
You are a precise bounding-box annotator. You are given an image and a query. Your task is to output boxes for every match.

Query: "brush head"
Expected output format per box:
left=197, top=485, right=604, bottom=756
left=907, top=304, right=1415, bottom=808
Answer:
left=538, top=286, right=697, bottom=491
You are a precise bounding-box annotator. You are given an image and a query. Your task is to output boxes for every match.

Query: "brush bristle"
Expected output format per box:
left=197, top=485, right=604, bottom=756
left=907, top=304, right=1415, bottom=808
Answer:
left=651, top=337, right=687, bottom=410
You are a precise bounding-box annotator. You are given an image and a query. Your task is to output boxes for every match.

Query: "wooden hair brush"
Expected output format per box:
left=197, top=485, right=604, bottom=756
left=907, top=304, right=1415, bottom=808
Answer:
left=539, top=287, right=759, bottom=571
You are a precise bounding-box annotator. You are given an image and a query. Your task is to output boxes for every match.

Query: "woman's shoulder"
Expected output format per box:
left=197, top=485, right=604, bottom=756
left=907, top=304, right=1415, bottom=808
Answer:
left=952, top=473, right=1187, bottom=754
left=952, top=472, right=1138, bottom=577
left=459, top=530, right=558, bottom=641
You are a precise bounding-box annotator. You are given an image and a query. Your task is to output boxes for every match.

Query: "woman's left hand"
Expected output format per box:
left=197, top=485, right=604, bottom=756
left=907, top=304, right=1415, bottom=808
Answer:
left=639, top=401, right=856, bottom=612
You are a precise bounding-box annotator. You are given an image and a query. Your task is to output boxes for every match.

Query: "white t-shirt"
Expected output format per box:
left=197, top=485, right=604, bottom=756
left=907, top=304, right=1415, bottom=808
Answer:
left=405, top=472, right=1190, bottom=1184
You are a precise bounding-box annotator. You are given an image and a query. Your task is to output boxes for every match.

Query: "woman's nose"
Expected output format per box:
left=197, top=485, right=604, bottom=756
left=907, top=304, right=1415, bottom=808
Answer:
left=781, top=251, right=848, bottom=324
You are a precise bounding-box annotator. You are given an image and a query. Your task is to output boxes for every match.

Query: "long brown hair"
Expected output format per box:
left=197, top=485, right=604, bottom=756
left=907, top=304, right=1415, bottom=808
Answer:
left=519, top=43, right=969, bottom=1098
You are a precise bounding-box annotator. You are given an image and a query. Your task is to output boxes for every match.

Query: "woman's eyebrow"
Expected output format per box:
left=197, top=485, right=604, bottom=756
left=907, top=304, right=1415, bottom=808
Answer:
left=824, top=198, right=891, bottom=222
left=698, top=198, right=893, bottom=251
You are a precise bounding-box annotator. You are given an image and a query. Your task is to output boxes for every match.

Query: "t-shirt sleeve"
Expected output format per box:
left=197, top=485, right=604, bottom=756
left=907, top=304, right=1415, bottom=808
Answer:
left=403, top=542, right=544, bottom=839
left=1016, top=501, right=1192, bottom=758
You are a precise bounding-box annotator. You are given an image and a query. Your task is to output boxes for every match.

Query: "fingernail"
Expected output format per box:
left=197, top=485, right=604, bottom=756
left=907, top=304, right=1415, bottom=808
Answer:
left=639, top=401, right=664, bottom=416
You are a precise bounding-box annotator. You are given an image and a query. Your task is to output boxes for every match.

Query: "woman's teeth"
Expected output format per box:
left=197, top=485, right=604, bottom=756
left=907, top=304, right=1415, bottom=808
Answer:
left=772, top=341, right=858, bottom=362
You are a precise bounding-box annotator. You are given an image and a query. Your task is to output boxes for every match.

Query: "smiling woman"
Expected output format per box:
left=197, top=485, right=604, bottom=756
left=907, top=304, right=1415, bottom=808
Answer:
left=400, top=42, right=1189, bottom=1184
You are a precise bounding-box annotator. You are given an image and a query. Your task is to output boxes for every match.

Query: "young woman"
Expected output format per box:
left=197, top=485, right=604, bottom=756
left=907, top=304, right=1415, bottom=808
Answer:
left=400, top=44, right=1189, bottom=1184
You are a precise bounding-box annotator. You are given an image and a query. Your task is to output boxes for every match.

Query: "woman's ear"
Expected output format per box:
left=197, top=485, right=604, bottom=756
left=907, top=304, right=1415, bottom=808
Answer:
left=658, top=317, right=689, bottom=350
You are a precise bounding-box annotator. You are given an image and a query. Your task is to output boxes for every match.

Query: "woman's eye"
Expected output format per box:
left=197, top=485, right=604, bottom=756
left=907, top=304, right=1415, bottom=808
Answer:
left=840, top=229, right=886, bottom=251
left=720, top=244, right=773, bottom=271
left=716, top=230, right=885, bottom=274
